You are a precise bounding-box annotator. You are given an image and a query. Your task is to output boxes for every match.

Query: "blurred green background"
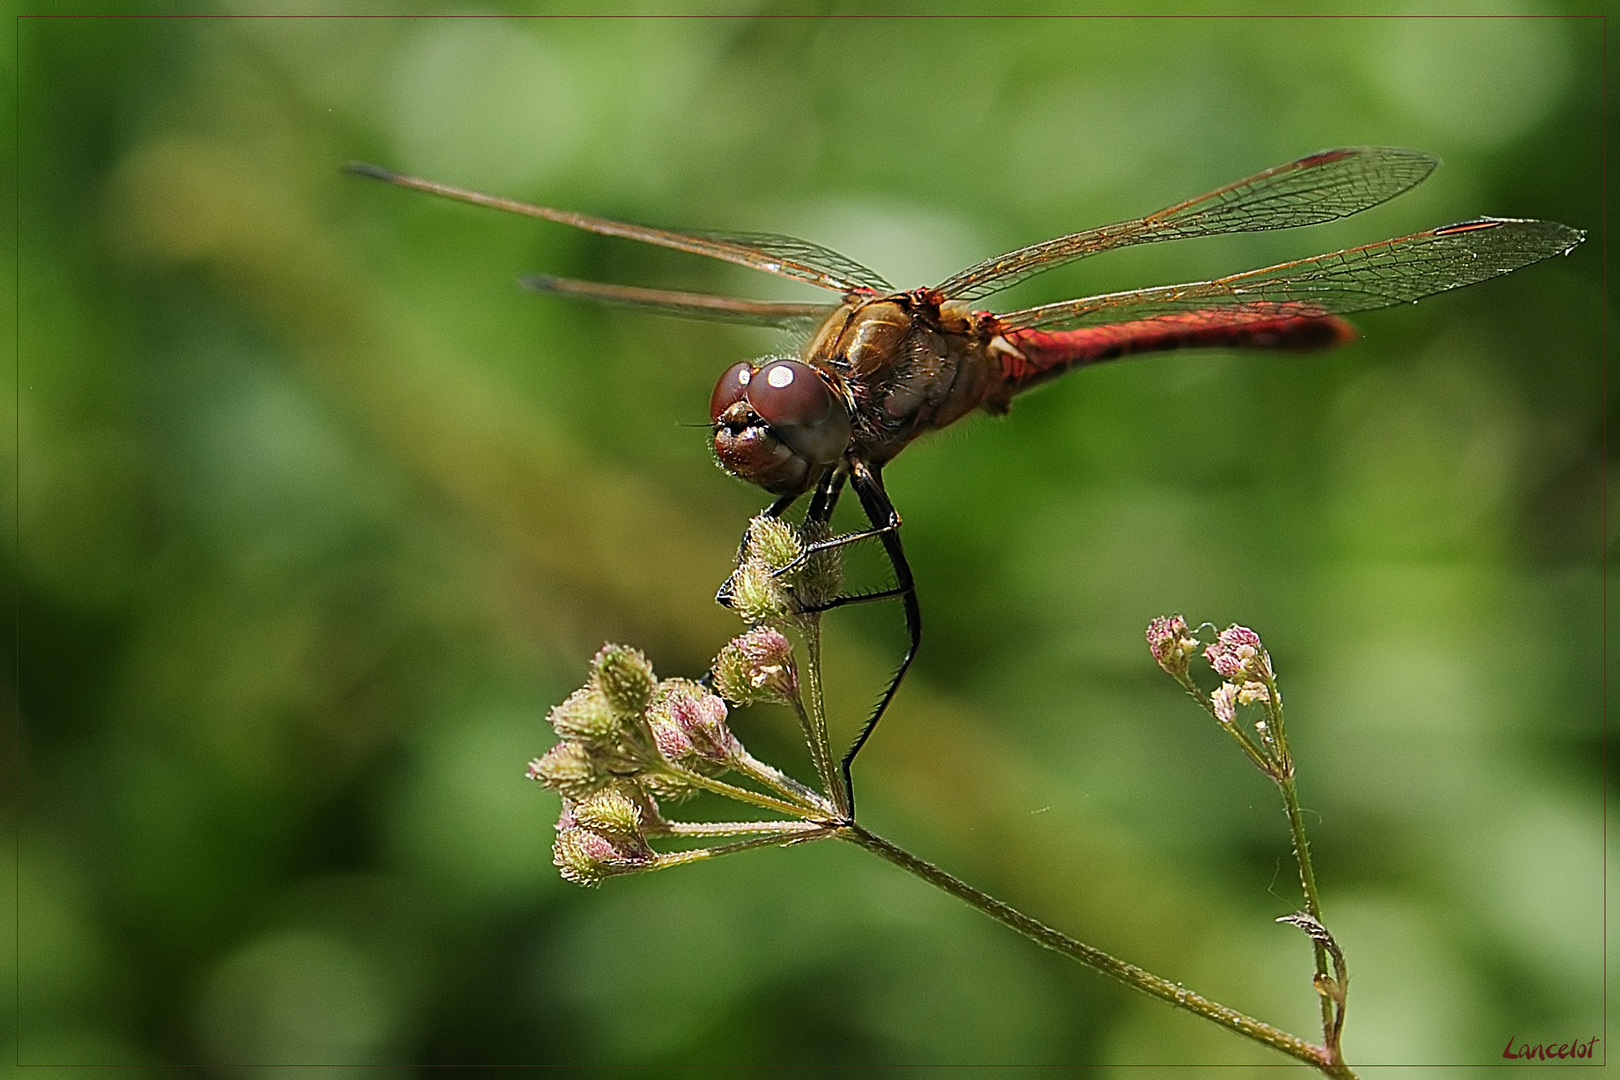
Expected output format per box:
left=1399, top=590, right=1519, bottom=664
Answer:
left=9, top=5, right=1605, bottom=1068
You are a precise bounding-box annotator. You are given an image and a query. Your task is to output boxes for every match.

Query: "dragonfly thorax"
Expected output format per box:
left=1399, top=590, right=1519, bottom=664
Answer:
left=799, top=295, right=997, bottom=468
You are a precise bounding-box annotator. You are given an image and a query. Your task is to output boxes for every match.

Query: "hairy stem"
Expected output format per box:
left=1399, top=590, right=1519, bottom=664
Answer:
left=731, top=745, right=836, bottom=815
left=657, top=819, right=832, bottom=838
left=844, top=824, right=1356, bottom=1079
left=653, top=826, right=839, bottom=871
left=799, top=624, right=846, bottom=818
left=1264, top=674, right=1341, bottom=1063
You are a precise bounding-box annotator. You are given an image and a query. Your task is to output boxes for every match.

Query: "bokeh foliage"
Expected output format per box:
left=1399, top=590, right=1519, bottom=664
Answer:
left=9, top=6, right=1604, bottom=1067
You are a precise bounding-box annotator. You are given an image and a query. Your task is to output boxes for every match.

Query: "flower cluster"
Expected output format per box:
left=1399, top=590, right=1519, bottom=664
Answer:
left=1204, top=624, right=1273, bottom=684
left=1147, top=617, right=1288, bottom=777
left=529, top=645, right=741, bottom=884
left=530, top=511, right=854, bottom=887
left=530, top=632, right=831, bottom=887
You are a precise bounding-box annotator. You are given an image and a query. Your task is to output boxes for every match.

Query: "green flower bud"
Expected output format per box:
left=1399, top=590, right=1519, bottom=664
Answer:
left=546, top=685, right=621, bottom=744
left=744, top=514, right=802, bottom=571
left=792, top=521, right=843, bottom=613
left=572, top=785, right=643, bottom=839
left=726, top=559, right=789, bottom=624
left=591, top=644, right=656, bottom=718
left=528, top=741, right=605, bottom=799
left=639, top=770, right=698, bottom=802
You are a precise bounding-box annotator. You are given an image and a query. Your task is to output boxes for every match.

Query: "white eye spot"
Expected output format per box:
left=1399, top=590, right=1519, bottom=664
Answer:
left=736, top=368, right=751, bottom=386
left=766, top=365, right=795, bottom=388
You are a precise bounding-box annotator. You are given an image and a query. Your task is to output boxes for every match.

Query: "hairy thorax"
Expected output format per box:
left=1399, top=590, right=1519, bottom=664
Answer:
left=800, top=293, right=1002, bottom=467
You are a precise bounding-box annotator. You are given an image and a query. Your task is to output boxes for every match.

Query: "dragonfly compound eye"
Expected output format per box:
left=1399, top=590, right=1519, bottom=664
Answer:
left=746, top=360, right=851, bottom=466
left=709, top=361, right=755, bottom=423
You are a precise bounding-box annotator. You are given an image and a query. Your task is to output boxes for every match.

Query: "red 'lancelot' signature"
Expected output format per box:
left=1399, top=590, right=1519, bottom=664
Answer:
left=1503, top=1035, right=1599, bottom=1061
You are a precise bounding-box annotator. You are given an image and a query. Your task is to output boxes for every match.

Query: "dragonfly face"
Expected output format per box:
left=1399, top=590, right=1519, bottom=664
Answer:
left=710, top=357, right=852, bottom=495
left=347, top=149, right=1583, bottom=817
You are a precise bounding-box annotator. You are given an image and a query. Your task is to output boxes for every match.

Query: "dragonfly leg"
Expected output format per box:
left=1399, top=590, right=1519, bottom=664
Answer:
left=837, top=461, right=920, bottom=816
left=801, top=583, right=909, bottom=613
left=804, top=467, right=847, bottom=526
left=772, top=466, right=899, bottom=579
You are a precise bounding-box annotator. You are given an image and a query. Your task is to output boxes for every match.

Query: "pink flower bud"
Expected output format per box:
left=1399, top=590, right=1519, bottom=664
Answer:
left=1146, top=615, right=1199, bottom=677
left=1210, top=682, right=1239, bottom=725
left=658, top=680, right=738, bottom=762
left=641, top=679, right=736, bottom=766
left=648, top=711, right=697, bottom=763
left=553, top=826, right=645, bottom=887
left=714, top=627, right=799, bottom=705
left=1204, top=625, right=1270, bottom=682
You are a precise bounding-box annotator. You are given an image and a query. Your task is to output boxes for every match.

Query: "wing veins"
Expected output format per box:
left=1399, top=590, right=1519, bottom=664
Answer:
left=346, top=162, right=884, bottom=295
left=521, top=274, right=837, bottom=330
left=995, top=217, right=1585, bottom=331
left=935, top=147, right=1439, bottom=301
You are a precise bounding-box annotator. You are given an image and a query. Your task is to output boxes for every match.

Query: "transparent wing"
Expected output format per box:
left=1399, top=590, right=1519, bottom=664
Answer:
left=935, top=147, right=1439, bottom=302
left=689, top=230, right=891, bottom=293
left=994, top=218, right=1584, bottom=332
left=346, top=162, right=887, bottom=295
left=521, top=274, right=838, bottom=331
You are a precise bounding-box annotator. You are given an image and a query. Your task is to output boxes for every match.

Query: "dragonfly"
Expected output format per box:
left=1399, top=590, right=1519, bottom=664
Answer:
left=349, top=148, right=1583, bottom=814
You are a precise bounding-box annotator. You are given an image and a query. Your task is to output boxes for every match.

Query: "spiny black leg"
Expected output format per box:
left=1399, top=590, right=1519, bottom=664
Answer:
left=838, top=461, right=920, bottom=816
left=772, top=466, right=897, bottom=577
left=802, top=583, right=909, bottom=613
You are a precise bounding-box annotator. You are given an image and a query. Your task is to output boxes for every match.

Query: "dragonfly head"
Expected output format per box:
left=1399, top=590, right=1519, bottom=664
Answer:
left=710, top=359, right=852, bottom=495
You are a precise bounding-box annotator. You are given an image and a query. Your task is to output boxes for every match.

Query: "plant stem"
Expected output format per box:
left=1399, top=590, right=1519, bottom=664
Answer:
left=671, top=766, right=824, bottom=820
left=1277, top=760, right=1340, bottom=1059
left=658, top=819, right=831, bottom=838
left=732, top=746, right=836, bottom=815
left=652, top=826, right=838, bottom=871
left=844, top=824, right=1356, bottom=1079
left=1260, top=673, right=1340, bottom=1062
left=798, top=624, right=846, bottom=818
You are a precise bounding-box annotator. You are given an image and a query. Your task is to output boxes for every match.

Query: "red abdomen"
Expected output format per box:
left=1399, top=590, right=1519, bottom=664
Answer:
left=996, top=311, right=1357, bottom=394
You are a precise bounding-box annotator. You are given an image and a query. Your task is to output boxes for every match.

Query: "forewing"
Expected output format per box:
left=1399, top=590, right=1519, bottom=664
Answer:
left=935, top=147, right=1438, bottom=301
left=347, top=162, right=886, bottom=295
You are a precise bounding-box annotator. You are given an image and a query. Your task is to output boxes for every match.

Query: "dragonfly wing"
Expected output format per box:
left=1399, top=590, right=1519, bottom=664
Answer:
left=690, top=230, right=891, bottom=293
left=347, top=162, right=885, bottom=295
left=521, top=275, right=839, bottom=330
left=935, top=147, right=1439, bottom=301
left=995, top=217, right=1585, bottom=332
